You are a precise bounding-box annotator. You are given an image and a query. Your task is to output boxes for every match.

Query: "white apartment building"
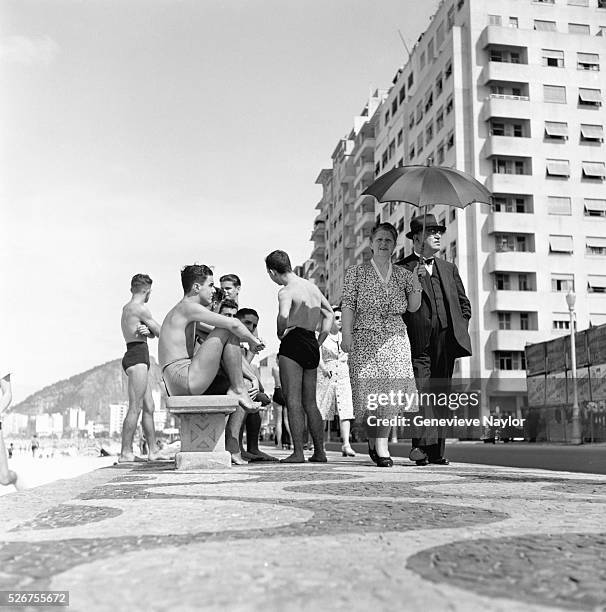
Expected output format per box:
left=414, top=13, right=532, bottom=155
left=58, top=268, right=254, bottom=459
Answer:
left=311, top=0, right=606, bottom=414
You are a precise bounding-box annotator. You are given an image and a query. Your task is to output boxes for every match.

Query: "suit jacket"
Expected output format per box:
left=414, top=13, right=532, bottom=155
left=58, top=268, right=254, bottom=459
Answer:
left=396, top=253, right=472, bottom=359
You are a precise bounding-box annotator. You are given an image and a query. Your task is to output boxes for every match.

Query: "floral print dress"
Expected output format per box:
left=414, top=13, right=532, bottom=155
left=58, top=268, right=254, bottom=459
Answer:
left=341, top=262, right=418, bottom=421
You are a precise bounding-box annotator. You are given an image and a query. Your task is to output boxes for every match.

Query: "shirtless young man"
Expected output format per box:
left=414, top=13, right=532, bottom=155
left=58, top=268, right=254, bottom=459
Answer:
left=265, top=250, right=334, bottom=463
left=159, top=265, right=265, bottom=464
left=120, top=274, right=161, bottom=462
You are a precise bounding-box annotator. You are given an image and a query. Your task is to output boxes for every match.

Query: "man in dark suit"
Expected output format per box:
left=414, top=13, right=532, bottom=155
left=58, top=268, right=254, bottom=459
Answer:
left=396, top=214, right=471, bottom=465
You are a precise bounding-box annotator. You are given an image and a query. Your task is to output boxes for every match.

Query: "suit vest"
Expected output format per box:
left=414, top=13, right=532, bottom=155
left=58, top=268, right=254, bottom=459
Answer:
left=424, top=264, right=449, bottom=329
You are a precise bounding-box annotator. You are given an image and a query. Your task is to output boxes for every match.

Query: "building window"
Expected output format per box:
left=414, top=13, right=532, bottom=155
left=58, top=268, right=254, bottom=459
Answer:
left=375, top=162, right=381, bottom=176
left=436, top=109, right=444, bottom=132
left=546, top=159, right=570, bottom=177
left=489, top=14, right=502, bottom=26
left=416, top=102, right=423, bottom=124
left=492, top=158, right=529, bottom=175
left=569, top=23, right=590, bottom=35
left=542, top=49, right=564, bottom=67
left=547, top=196, right=572, bottom=215
left=420, top=51, right=426, bottom=70
left=435, top=74, right=443, bottom=97
left=446, top=131, right=454, bottom=149
left=543, top=85, right=566, bottom=103
left=492, top=195, right=530, bottom=213
left=577, top=52, right=600, bottom=71
left=437, top=143, right=445, bottom=164
left=399, top=86, right=406, bottom=104
left=494, top=351, right=526, bottom=371
left=392, top=98, right=398, bottom=115
left=408, top=114, right=415, bottom=130
left=417, top=133, right=424, bottom=154
left=408, top=145, right=416, bottom=160
left=551, top=274, right=574, bottom=292
left=549, top=235, right=574, bottom=253
left=495, top=273, right=511, bottom=290
left=578, top=88, right=602, bottom=107
left=384, top=110, right=390, bottom=125
left=426, top=123, right=434, bottom=144
left=584, top=199, right=606, bottom=217
left=567, top=0, right=588, bottom=5
left=449, top=208, right=456, bottom=222
left=498, top=312, right=511, bottom=330
left=586, top=237, right=606, bottom=255
left=509, top=16, right=518, bottom=28
left=534, top=0, right=555, bottom=3
left=599, top=0, right=606, bottom=7
left=425, top=91, right=433, bottom=112
left=447, top=7, right=455, bottom=29
left=553, top=319, right=571, bottom=330
left=588, top=276, right=606, bottom=293
left=457, top=0, right=464, bottom=9
left=580, top=124, right=604, bottom=142
left=534, top=20, right=556, bottom=31
left=408, top=73, right=414, bottom=89
left=382, top=151, right=388, bottom=167
left=495, top=233, right=530, bottom=252
left=445, top=61, right=452, bottom=79
left=397, top=129, right=403, bottom=146
left=582, top=161, right=606, bottom=179
left=445, top=96, right=454, bottom=114
left=449, top=241, right=457, bottom=262
left=388, top=139, right=395, bottom=160
left=520, top=313, right=530, bottom=330
left=544, top=121, right=568, bottom=140
left=518, top=274, right=531, bottom=291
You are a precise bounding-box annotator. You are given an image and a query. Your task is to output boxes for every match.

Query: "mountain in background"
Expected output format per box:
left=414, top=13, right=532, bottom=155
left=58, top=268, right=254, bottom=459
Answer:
left=10, top=359, right=166, bottom=421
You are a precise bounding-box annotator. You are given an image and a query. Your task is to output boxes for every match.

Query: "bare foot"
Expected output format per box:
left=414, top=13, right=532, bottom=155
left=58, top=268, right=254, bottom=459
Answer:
left=147, top=452, right=162, bottom=461
left=0, top=470, right=18, bottom=487
left=231, top=453, right=248, bottom=465
left=280, top=453, right=306, bottom=463
left=308, top=453, right=328, bottom=463
left=227, top=388, right=261, bottom=413
left=118, top=453, right=135, bottom=463
left=247, top=450, right=279, bottom=462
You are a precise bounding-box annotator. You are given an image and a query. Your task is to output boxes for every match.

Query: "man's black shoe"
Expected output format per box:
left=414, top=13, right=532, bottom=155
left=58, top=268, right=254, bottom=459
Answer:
left=429, top=458, right=450, bottom=465
left=415, top=458, right=429, bottom=466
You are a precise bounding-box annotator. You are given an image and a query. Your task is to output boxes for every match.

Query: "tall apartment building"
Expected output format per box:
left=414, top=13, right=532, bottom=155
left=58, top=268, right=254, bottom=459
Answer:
left=310, top=0, right=606, bottom=414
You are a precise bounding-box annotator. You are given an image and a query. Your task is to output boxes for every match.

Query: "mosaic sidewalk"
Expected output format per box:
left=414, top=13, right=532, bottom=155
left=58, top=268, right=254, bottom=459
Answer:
left=1, top=449, right=605, bottom=612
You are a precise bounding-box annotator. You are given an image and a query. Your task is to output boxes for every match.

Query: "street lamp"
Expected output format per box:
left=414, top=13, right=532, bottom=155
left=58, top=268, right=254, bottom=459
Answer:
left=566, top=290, right=582, bottom=444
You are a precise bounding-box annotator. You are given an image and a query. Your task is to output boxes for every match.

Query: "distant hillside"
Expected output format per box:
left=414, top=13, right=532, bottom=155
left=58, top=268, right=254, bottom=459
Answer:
left=11, top=359, right=166, bottom=420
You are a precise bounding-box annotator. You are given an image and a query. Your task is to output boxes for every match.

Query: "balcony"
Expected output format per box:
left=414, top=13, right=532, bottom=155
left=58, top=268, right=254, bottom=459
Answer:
left=310, top=222, right=326, bottom=242
left=481, top=62, right=529, bottom=86
left=480, top=25, right=531, bottom=49
left=487, top=330, right=544, bottom=352
left=487, top=291, right=540, bottom=311
left=352, top=138, right=375, bottom=166
left=487, top=251, right=537, bottom=273
left=310, top=244, right=326, bottom=260
left=354, top=236, right=370, bottom=260
left=353, top=162, right=374, bottom=188
left=486, top=173, right=536, bottom=194
left=486, top=213, right=534, bottom=235
left=480, top=95, right=531, bottom=122
left=483, top=135, right=531, bottom=158
left=310, top=263, right=326, bottom=281
left=340, top=159, right=355, bottom=185
left=344, top=207, right=356, bottom=227
left=354, top=211, right=375, bottom=234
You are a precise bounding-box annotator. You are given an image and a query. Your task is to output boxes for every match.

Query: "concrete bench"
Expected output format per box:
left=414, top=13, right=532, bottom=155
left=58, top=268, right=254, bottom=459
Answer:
left=166, top=396, right=238, bottom=469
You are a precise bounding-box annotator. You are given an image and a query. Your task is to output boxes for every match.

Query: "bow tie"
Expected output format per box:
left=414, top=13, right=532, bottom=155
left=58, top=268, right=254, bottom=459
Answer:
left=419, top=257, right=434, bottom=265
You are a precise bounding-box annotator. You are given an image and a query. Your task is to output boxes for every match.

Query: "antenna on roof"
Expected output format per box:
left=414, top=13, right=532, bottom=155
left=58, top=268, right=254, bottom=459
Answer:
left=397, top=29, right=411, bottom=59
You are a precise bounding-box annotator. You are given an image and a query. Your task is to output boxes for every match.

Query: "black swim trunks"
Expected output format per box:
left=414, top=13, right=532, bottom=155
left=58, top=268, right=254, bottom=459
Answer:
left=273, top=387, right=285, bottom=406
left=278, top=327, right=320, bottom=370
left=122, top=341, right=150, bottom=373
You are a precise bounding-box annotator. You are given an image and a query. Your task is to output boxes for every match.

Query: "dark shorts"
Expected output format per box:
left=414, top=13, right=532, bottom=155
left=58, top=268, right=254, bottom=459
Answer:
left=122, top=342, right=150, bottom=373
left=278, top=327, right=320, bottom=370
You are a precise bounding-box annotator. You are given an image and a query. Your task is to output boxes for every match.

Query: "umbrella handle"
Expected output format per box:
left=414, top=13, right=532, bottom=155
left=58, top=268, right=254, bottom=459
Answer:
left=420, top=205, right=427, bottom=263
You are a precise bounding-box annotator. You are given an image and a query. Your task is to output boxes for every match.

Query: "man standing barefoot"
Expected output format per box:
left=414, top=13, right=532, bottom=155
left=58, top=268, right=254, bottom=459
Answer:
left=119, top=274, right=161, bottom=462
left=265, top=250, right=334, bottom=463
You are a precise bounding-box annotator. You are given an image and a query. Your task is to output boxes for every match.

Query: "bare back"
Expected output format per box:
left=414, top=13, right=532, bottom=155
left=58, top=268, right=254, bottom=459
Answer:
left=121, top=302, right=148, bottom=344
left=282, top=277, right=323, bottom=332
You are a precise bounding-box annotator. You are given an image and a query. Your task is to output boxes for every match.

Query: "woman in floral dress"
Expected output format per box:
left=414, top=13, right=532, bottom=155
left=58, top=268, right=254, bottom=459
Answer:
left=340, top=223, right=422, bottom=467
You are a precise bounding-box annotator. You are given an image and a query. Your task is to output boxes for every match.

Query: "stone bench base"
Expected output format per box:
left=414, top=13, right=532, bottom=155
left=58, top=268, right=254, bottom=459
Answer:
left=166, top=396, right=238, bottom=470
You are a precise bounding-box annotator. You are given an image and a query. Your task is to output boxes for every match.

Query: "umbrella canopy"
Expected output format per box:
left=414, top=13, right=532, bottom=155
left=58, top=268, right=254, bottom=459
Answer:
left=362, top=165, right=492, bottom=209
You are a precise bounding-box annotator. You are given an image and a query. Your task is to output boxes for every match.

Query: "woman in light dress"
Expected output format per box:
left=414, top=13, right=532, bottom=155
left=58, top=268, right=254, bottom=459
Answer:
left=316, top=307, right=356, bottom=457
left=341, top=223, right=422, bottom=467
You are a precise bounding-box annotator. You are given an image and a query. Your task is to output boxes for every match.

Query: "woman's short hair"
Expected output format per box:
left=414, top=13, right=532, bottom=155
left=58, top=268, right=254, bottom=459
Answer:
left=370, top=222, right=398, bottom=243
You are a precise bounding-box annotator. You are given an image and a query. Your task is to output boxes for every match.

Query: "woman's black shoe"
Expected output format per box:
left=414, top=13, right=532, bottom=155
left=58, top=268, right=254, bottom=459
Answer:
left=376, top=456, right=394, bottom=468
left=367, top=442, right=379, bottom=465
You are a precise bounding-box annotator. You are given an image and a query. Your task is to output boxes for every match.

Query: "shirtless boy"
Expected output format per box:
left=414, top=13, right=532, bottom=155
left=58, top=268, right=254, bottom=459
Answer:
left=265, top=250, right=334, bottom=463
left=159, top=265, right=265, bottom=464
left=120, top=274, right=161, bottom=462
left=0, top=372, right=23, bottom=490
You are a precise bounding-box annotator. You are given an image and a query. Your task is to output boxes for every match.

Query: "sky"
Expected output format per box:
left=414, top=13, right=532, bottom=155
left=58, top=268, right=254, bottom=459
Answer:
left=0, top=0, right=440, bottom=403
